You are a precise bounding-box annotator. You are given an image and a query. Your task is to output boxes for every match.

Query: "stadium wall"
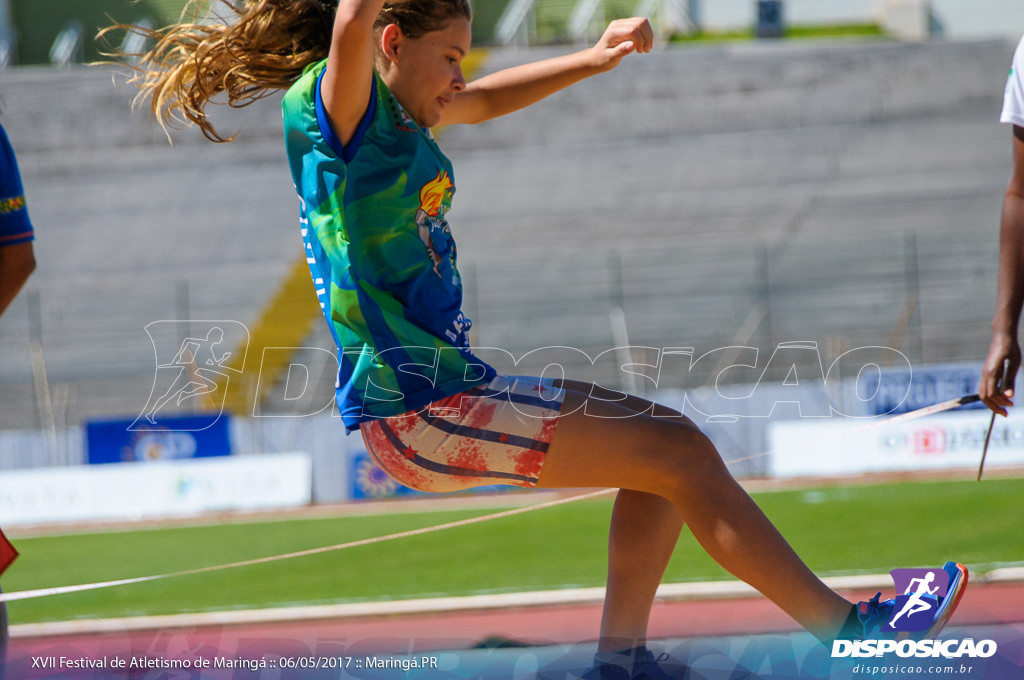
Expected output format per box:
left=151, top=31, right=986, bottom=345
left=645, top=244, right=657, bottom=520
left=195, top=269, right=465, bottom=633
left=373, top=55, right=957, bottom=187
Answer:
left=0, top=361, right=997, bottom=529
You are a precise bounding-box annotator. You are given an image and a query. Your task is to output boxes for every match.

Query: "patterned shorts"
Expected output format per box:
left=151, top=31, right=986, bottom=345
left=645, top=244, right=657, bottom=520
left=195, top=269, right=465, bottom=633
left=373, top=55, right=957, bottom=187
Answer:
left=359, top=375, right=565, bottom=493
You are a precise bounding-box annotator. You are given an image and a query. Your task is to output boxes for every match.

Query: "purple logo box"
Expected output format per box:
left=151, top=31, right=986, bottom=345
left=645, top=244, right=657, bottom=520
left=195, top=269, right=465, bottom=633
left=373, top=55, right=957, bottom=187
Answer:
left=885, top=567, right=951, bottom=632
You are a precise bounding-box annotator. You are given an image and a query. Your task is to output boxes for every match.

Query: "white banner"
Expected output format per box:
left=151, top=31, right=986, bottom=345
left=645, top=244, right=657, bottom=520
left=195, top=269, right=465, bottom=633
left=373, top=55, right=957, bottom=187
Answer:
left=768, top=409, right=1024, bottom=478
left=0, top=452, right=312, bottom=526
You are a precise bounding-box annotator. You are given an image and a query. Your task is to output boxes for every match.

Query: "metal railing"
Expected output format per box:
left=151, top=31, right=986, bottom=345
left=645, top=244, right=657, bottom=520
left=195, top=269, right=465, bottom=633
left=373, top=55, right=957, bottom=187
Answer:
left=0, top=229, right=997, bottom=432
left=48, top=20, right=83, bottom=67
left=496, top=0, right=698, bottom=46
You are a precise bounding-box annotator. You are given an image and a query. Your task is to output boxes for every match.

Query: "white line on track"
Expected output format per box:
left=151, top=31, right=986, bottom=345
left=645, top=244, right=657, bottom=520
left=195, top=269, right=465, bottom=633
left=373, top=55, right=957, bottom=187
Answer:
left=13, top=569, right=1024, bottom=640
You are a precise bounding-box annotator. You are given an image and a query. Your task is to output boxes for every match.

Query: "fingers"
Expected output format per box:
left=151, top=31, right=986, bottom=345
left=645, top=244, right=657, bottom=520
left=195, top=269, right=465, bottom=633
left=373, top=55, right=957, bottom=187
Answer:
left=612, top=40, right=636, bottom=58
left=590, top=17, right=654, bottom=72
left=982, top=391, right=1011, bottom=417
left=980, top=357, right=1016, bottom=416
left=603, top=17, right=654, bottom=54
left=979, top=371, right=1009, bottom=415
left=631, top=17, right=655, bottom=53
left=978, top=336, right=1022, bottom=415
left=1004, top=367, right=1018, bottom=411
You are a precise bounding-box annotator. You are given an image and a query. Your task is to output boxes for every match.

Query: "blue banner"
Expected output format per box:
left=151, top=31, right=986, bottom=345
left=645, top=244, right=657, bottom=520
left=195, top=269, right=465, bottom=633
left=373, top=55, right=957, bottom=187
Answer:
left=350, top=450, right=422, bottom=500
left=86, top=414, right=232, bottom=464
left=864, top=364, right=984, bottom=416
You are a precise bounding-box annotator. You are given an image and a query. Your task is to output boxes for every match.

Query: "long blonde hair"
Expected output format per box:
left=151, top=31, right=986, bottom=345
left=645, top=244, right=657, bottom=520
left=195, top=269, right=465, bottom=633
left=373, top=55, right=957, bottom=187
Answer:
left=106, top=0, right=471, bottom=143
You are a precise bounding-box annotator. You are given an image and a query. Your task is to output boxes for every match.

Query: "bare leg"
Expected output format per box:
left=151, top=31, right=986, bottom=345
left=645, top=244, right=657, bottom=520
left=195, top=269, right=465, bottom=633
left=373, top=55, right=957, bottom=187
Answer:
left=537, top=385, right=852, bottom=644
left=553, top=382, right=685, bottom=653
left=600, top=490, right=682, bottom=652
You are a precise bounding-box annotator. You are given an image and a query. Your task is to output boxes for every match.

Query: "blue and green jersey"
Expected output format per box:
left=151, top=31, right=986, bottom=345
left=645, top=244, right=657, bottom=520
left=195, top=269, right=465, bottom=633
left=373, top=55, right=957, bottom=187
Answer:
left=282, top=61, right=494, bottom=430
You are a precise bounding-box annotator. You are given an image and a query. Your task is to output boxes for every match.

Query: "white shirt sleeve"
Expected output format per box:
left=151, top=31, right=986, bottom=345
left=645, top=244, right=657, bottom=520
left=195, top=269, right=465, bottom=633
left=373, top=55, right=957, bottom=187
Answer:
left=1001, top=34, right=1024, bottom=126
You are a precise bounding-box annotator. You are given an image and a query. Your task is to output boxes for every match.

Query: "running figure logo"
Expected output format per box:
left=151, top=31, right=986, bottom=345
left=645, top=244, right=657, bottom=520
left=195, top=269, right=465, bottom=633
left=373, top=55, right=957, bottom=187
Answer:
left=133, top=321, right=249, bottom=430
left=886, top=568, right=952, bottom=632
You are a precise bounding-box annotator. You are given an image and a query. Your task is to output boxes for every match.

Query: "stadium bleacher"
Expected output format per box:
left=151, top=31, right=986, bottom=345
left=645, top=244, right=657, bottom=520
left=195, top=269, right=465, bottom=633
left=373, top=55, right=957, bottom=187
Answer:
left=444, top=38, right=1009, bottom=383
left=0, top=36, right=1013, bottom=433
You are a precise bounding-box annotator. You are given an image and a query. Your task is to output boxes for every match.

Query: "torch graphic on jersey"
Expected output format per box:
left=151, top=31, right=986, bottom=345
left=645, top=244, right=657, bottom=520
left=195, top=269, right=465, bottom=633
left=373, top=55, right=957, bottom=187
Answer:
left=415, top=170, right=454, bottom=277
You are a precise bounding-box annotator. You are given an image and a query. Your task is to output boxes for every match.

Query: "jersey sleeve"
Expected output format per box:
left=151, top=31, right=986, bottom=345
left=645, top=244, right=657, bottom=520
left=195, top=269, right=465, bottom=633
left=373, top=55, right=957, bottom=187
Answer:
left=1001, top=35, right=1024, bottom=127
left=0, top=124, right=34, bottom=247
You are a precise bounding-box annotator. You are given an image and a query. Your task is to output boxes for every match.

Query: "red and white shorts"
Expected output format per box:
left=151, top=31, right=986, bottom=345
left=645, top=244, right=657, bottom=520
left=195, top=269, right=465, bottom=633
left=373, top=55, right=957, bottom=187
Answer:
left=359, top=375, right=565, bottom=493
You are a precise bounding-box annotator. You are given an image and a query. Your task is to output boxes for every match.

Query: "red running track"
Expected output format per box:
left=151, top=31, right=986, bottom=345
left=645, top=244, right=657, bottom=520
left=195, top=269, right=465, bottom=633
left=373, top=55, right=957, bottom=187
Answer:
left=8, top=581, right=1024, bottom=660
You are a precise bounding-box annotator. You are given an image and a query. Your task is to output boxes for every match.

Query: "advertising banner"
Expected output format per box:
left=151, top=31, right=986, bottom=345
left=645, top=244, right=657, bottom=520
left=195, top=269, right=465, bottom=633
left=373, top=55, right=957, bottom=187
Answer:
left=85, top=414, right=232, bottom=464
left=349, top=450, right=422, bottom=500
left=0, top=452, right=312, bottom=526
left=769, top=409, right=1024, bottom=478
left=863, top=364, right=984, bottom=416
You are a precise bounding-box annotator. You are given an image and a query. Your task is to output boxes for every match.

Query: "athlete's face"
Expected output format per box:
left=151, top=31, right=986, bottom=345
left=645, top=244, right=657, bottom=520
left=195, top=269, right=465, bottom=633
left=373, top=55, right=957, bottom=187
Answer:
left=380, top=17, right=471, bottom=128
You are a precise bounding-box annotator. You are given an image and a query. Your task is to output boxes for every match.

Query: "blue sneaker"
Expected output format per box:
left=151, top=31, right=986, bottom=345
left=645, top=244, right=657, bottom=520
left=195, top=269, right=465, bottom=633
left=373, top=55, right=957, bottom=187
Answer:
left=631, top=648, right=681, bottom=680
left=922, top=562, right=968, bottom=639
left=857, top=592, right=897, bottom=638
left=581, top=654, right=631, bottom=680
left=857, top=562, right=968, bottom=640
left=582, top=646, right=681, bottom=680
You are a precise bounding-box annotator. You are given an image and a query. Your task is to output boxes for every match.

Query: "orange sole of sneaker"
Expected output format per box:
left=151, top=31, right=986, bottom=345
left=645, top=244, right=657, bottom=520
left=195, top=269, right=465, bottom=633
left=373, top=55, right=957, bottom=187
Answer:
left=925, top=562, right=969, bottom=639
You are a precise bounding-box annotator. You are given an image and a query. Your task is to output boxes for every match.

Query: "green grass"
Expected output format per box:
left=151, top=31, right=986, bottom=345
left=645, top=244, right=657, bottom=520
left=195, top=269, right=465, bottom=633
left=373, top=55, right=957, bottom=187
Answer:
left=5, top=477, right=1023, bottom=625
left=670, top=23, right=886, bottom=44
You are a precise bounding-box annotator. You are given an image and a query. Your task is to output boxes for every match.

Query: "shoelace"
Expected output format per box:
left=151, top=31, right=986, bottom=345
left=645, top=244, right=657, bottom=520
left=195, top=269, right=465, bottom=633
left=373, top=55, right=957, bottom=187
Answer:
left=633, top=650, right=673, bottom=679
left=859, top=592, right=896, bottom=627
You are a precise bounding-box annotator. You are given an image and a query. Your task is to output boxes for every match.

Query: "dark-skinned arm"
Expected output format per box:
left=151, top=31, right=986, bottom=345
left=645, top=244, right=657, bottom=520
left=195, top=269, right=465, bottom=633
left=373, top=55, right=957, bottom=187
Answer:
left=0, top=241, right=36, bottom=318
left=981, top=125, right=1024, bottom=414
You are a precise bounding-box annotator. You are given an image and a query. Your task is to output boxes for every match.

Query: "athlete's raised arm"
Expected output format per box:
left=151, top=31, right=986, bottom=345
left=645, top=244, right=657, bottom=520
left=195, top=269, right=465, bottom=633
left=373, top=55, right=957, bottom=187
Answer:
left=440, top=17, right=654, bottom=126
left=320, top=0, right=386, bottom=146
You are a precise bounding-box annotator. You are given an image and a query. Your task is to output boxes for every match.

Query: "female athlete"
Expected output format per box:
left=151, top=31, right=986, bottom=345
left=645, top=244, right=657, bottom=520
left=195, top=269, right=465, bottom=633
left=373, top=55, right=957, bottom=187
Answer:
left=115, top=2, right=966, bottom=677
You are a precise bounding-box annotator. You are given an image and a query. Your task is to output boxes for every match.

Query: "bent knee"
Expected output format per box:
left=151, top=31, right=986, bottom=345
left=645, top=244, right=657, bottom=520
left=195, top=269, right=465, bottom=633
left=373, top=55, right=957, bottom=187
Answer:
left=649, top=423, right=731, bottom=495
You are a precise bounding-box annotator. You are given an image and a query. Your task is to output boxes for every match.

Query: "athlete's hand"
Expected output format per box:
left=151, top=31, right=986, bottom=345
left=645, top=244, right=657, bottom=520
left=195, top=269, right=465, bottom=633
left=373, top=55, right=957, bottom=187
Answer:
left=589, top=17, right=654, bottom=72
left=979, top=333, right=1019, bottom=416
